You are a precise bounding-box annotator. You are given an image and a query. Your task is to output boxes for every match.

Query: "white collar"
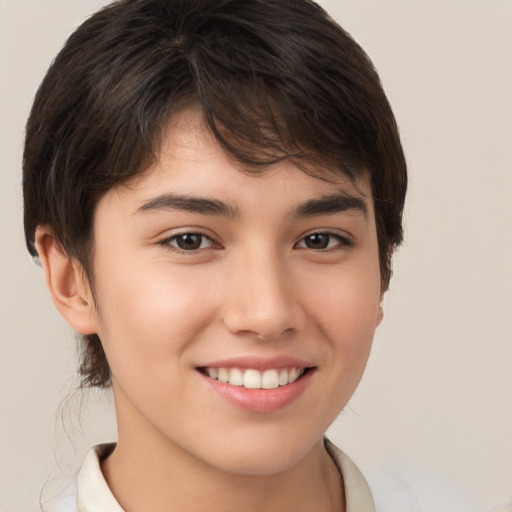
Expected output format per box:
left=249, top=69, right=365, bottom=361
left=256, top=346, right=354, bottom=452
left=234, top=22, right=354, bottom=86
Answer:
left=324, top=439, right=375, bottom=512
left=77, top=443, right=123, bottom=512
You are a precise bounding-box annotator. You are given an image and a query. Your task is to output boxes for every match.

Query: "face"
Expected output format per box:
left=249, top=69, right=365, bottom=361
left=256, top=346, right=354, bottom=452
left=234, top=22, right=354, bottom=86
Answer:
left=88, top=108, right=382, bottom=475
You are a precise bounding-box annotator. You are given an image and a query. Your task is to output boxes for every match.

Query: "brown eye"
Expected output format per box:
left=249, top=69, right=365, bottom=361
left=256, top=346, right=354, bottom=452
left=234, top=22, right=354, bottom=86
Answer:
left=297, top=232, right=349, bottom=250
left=167, top=233, right=213, bottom=251
left=304, top=233, right=330, bottom=249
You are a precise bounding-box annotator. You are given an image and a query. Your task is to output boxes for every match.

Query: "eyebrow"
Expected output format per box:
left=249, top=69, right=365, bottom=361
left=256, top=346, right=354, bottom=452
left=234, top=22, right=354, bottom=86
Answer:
left=136, top=191, right=367, bottom=219
left=137, top=194, right=240, bottom=218
left=294, top=193, right=368, bottom=218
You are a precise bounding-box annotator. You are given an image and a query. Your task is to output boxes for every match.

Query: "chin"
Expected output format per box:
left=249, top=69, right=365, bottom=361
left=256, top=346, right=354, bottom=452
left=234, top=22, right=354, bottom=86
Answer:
left=197, top=430, right=322, bottom=476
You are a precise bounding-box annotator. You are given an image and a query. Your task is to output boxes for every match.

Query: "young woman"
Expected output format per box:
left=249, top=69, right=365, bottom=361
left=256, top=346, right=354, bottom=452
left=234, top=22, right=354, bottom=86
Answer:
left=23, top=1, right=407, bottom=510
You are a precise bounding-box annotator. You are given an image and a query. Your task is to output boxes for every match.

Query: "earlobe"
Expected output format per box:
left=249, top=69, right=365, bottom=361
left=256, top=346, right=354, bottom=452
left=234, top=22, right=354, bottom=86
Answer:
left=35, top=227, right=97, bottom=335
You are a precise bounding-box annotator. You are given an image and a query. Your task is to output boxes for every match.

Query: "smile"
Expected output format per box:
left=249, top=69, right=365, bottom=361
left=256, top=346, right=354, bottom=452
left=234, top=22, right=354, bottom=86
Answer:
left=201, top=367, right=306, bottom=389
left=198, top=361, right=314, bottom=413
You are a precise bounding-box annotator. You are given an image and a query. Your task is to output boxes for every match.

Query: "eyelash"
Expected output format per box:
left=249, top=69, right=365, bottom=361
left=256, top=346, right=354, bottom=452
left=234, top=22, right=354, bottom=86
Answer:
left=159, top=231, right=352, bottom=253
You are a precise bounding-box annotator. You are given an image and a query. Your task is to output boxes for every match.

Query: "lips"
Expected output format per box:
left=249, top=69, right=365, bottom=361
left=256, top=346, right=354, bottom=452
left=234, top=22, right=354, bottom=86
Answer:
left=197, top=357, right=314, bottom=413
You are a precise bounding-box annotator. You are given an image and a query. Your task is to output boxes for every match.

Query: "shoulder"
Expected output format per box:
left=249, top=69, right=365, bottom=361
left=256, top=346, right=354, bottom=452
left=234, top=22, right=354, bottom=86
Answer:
left=326, top=438, right=473, bottom=512
left=366, top=463, right=473, bottom=512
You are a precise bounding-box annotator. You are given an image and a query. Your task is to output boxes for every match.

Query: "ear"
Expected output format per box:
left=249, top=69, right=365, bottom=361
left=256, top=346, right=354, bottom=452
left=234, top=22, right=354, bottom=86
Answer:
left=35, top=226, right=98, bottom=335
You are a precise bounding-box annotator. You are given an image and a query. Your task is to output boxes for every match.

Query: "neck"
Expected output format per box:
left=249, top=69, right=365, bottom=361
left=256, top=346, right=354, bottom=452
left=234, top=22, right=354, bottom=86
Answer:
left=101, top=425, right=344, bottom=512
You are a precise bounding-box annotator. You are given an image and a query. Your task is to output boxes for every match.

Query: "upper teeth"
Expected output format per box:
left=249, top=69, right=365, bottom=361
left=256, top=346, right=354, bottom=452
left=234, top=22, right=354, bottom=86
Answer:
left=206, top=367, right=305, bottom=389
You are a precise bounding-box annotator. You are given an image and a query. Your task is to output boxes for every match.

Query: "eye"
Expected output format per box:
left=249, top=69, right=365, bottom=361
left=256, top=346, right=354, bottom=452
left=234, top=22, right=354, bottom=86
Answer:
left=163, top=232, right=215, bottom=252
left=296, top=232, right=351, bottom=250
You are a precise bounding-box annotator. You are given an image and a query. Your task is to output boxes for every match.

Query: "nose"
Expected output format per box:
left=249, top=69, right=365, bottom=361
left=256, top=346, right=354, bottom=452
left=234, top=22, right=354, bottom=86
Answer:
left=222, top=250, right=305, bottom=341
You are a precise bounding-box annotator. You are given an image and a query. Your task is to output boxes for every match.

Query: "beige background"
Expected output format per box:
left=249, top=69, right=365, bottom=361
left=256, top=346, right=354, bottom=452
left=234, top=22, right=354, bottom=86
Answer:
left=1, top=1, right=511, bottom=510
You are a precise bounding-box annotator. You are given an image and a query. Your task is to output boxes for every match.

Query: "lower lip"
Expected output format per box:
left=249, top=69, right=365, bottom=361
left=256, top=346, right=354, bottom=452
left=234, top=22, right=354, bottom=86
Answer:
left=199, top=369, right=314, bottom=413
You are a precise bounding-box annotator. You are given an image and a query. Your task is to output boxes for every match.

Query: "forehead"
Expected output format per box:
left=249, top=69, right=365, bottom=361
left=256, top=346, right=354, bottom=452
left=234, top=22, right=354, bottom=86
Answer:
left=122, top=107, right=373, bottom=205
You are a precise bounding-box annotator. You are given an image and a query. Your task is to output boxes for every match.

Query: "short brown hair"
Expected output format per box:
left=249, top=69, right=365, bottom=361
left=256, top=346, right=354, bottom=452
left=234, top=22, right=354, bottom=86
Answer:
left=23, top=0, right=407, bottom=388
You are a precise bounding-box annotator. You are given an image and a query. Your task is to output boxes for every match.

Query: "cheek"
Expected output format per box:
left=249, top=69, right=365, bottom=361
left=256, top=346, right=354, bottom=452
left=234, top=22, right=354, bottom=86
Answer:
left=306, top=256, right=381, bottom=330
left=303, top=258, right=381, bottom=376
left=324, top=283, right=381, bottom=344
left=91, top=257, right=218, bottom=379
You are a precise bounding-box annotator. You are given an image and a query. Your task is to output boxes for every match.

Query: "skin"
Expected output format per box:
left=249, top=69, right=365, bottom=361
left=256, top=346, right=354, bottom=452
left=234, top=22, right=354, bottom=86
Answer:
left=36, top=108, right=383, bottom=512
